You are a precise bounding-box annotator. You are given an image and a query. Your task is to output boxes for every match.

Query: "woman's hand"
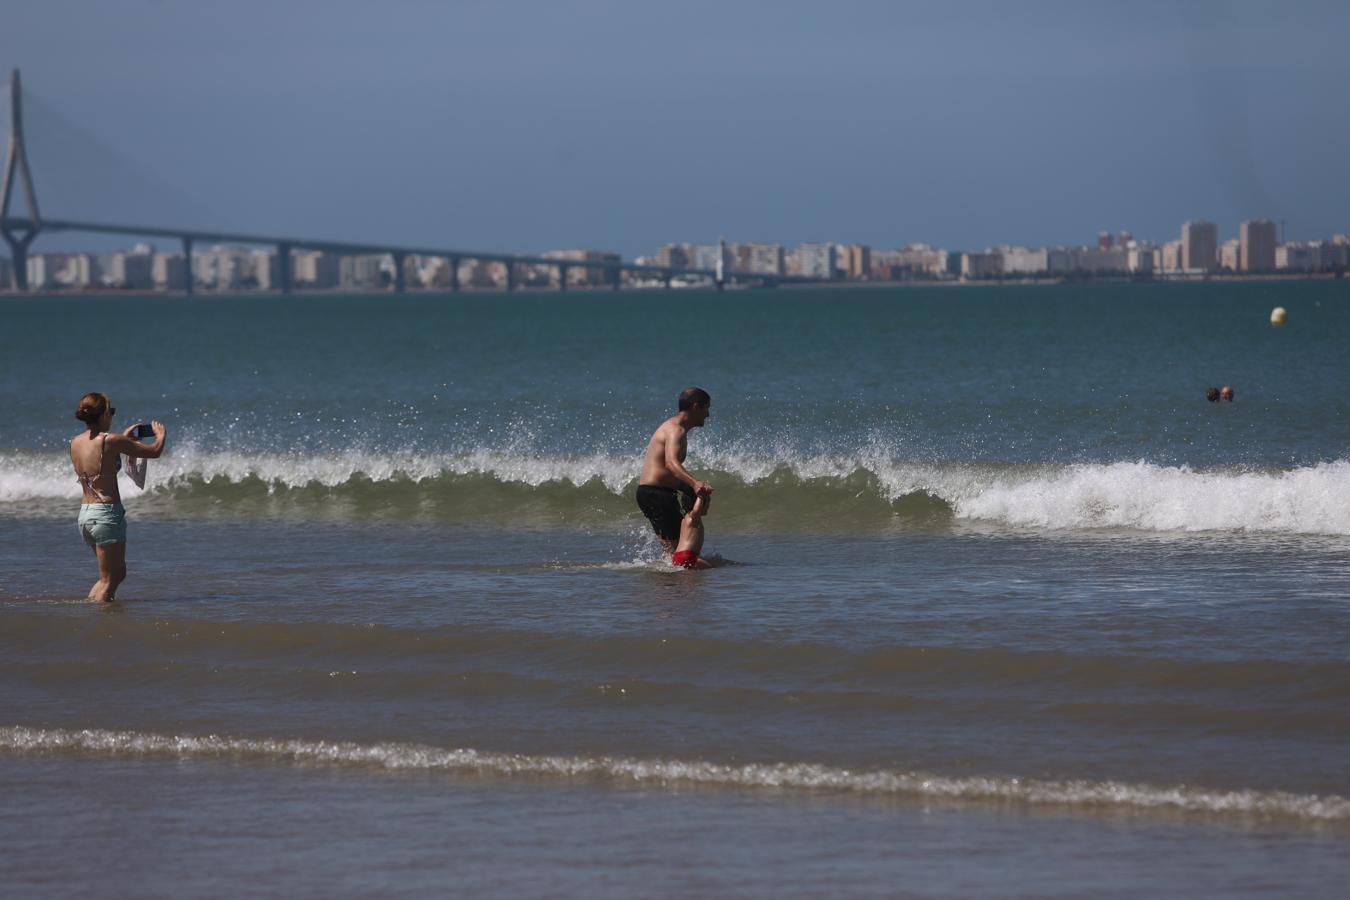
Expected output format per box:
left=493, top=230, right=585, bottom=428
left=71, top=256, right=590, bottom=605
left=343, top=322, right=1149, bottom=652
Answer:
left=151, top=420, right=166, bottom=440
left=123, top=423, right=141, bottom=438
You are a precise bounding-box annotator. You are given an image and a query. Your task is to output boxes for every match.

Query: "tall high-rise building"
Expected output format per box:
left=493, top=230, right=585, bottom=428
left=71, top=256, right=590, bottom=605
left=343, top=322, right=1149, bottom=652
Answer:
left=1219, top=239, right=1240, bottom=272
left=1181, top=220, right=1217, bottom=272
left=843, top=244, right=871, bottom=280
left=1239, top=219, right=1276, bottom=272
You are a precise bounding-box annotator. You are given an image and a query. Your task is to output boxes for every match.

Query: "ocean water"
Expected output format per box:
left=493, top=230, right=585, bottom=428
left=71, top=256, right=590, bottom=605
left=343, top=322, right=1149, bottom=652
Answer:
left=2, top=281, right=1349, bottom=896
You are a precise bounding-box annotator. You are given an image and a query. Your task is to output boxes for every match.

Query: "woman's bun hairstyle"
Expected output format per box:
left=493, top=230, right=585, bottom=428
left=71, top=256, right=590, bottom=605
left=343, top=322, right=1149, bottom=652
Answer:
left=75, top=392, right=108, bottom=425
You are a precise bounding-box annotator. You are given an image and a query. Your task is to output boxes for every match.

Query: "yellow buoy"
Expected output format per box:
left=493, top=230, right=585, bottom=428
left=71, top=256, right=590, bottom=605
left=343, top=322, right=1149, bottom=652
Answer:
left=1270, top=306, right=1287, bottom=327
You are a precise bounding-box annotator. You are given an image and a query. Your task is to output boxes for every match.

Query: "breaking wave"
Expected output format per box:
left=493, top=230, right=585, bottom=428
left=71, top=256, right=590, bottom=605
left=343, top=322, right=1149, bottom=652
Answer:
left=4, top=448, right=1349, bottom=536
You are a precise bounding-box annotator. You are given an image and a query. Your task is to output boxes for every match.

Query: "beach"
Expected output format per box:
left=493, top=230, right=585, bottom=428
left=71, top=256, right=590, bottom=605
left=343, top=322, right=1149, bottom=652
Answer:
left=2, top=281, right=1348, bottom=896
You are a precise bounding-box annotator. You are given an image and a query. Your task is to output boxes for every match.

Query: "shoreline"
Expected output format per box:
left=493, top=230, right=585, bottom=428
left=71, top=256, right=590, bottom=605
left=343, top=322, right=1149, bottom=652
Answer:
left=0, top=270, right=1343, bottom=300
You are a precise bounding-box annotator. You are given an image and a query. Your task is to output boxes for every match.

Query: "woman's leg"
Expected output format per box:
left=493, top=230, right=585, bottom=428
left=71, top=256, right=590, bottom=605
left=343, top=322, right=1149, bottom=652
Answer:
left=92, top=542, right=127, bottom=602
left=86, top=542, right=100, bottom=599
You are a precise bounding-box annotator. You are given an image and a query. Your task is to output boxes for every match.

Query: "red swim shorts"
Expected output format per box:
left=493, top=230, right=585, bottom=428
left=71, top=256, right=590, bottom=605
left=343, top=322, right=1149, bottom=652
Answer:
left=672, top=550, right=700, bottom=569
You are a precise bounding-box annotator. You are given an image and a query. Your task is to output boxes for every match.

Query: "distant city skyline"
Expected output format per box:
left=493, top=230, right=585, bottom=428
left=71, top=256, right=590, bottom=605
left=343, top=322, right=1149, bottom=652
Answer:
left=3, top=1, right=1348, bottom=257
left=10, top=215, right=1346, bottom=294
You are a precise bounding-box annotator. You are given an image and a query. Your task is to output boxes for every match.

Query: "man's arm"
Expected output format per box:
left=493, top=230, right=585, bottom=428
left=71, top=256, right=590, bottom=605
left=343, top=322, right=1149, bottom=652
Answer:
left=663, top=425, right=712, bottom=495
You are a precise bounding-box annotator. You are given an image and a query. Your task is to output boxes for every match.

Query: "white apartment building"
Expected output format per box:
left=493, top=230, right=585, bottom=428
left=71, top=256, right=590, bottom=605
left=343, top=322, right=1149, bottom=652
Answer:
left=195, top=246, right=255, bottom=290
left=57, top=254, right=99, bottom=288
left=1219, top=239, right=1240, bottom=272
left=339, top=255, right=385, bottom=289
left=961, top=251, right=1002, bottom=279
left=1160, top=240, right=1184, bottom=273
left=26, top=255, right=55, bottom=289
left=153, top=253, right=189, bottom=290
left=102, top=251, right=154, bottom=289
left=748, top=243, right=785, bottom=276
left=896, top=244, right=949, bottom=277
left=1126, top=242, right=1154, bottom=274
left=998, top=246, right=1048, bottom=275
left=690, top=245, right=721, bottom=271
left=1276, top=243, right=1314, bottom=272
left=1276, top=241, right=1348, bottom=272
left=252, top=249, right=279, bottom=290
left=793, top=243, right=837, bottom=279
left=1045, top=247, right=1127, bottom=274
left=293, top=251, right=340, bottom=288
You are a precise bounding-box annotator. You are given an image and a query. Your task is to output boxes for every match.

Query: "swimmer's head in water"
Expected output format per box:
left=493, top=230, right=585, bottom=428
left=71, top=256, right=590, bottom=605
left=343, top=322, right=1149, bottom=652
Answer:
left=678, top=387, right=712, bottom=426
left=75, top=392, right=113, bottom=429
left=1220, top=386, right=1234, bottom=402
left=1206, top=387, right=1220, bottom=402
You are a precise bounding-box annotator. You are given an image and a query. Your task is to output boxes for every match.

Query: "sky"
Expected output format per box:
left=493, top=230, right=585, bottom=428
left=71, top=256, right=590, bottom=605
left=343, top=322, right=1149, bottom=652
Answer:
left=3, top=0, right=1349, bottom=257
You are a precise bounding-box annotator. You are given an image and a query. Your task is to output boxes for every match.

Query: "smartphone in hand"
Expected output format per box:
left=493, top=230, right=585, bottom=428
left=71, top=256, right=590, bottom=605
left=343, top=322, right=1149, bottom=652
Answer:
left=134, top=423, right=155, bottom=440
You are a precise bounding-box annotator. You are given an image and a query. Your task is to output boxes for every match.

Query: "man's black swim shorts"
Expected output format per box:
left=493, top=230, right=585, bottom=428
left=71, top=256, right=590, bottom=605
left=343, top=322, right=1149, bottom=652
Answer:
left=635, top=484, right=696, bottom=542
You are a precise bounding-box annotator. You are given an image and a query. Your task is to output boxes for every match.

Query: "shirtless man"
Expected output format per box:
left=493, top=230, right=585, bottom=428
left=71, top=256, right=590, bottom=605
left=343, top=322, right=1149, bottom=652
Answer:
left=636, top=387, right=713, bottom=567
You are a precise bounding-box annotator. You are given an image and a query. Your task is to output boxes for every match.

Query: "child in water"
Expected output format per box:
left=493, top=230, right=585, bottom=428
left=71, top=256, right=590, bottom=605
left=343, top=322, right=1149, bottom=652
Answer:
left=672, top=491, right=713, bottom=570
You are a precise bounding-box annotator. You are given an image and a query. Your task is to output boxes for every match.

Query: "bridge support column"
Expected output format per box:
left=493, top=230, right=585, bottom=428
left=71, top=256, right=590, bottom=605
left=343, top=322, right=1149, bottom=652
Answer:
left=392, top=251, right=406, bottom=293
left=663, top=272, right=673, bottom=289
left=504, top=261, right=515, bottom=292
left=181, top=236, right=194, bottom=295
left=3, top=234, right=34, bottom=291
left=277, top=242, right=292, bottom=295
left=611, top=266, right=620, bottom=291
left=557, top=263, right=568, bottom=292
left=2, top=69, right=42, bottom=292
left=449, top=257, right=459, bottom=293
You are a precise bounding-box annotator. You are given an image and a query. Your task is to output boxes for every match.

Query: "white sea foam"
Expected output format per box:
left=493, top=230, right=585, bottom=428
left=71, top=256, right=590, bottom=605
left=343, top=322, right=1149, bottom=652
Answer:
left=4, top=447, right=1349, bottom=536
left=952, top=460, right=1350, bottom=534
left=2, top=725, right=1344, bottom=822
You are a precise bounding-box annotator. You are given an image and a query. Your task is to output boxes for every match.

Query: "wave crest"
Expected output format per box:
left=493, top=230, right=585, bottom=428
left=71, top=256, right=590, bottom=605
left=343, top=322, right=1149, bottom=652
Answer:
left=4, top=448, right=1349, bottom=536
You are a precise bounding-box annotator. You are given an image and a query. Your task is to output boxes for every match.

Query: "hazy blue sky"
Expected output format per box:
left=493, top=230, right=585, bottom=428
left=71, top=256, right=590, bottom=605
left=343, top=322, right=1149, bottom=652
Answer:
left=4, top=0, right=1348, bottom=256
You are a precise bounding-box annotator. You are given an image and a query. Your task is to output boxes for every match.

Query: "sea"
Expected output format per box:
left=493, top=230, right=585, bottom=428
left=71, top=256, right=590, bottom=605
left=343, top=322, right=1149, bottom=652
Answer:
left=2, top=281, right=1348, bottom=897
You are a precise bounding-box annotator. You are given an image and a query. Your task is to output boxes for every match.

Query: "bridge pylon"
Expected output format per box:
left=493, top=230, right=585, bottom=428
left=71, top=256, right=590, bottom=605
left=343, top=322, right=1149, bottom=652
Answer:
left=1, top=69, right=41, bottom=291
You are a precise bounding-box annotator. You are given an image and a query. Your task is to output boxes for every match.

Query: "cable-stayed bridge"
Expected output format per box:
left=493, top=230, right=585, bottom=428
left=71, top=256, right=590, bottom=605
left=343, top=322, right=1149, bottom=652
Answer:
left=2, top=69, right=819, bottom=294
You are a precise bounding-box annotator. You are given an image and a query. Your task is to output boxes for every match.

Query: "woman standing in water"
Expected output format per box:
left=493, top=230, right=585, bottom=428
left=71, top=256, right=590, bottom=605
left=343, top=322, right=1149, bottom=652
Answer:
left=69, top=392, right=166, bottom=602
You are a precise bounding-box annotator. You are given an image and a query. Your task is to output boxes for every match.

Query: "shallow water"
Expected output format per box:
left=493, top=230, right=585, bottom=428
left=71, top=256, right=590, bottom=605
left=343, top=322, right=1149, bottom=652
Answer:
left=2, top=282, right=1349, bottom=894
